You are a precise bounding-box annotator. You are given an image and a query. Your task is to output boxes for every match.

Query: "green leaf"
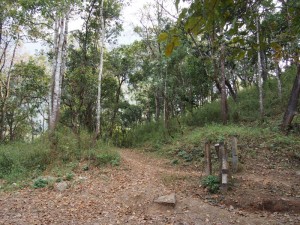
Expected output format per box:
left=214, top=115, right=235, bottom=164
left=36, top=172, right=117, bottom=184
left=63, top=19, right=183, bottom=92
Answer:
left=185, top=17, right=202, bottom=35
left=158, top=32, right=168, bottom=42
left=270, top=42, right=282, bottom=51
left=173, top=36, right=181, bottom=47
left=236, top=51, right=246, bottom=60
left=165, top=42, right=175, bottom=57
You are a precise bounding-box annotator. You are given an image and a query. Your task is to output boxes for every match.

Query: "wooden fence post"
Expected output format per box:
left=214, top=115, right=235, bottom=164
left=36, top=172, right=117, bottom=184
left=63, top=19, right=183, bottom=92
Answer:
left=231, top=136, right=238, bottom=173
left=205, top=141, right=212, bottom=175
left=214, top=143, right=220, bottom=159
left=220, top=141, right=228, bottom=192
left=215, top=143, right=222, bottom=180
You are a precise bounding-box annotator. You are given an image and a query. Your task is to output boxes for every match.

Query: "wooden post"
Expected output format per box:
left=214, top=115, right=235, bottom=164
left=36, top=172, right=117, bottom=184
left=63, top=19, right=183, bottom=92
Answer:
left=231, top=136, right=238, bottom=173
left=215, top=143, right=220, bottom=159
left=220, top=141, right=228, bottom=192
left=205, top=141, right=212, bottom=175
left=215, top=143, right=222, bottom=180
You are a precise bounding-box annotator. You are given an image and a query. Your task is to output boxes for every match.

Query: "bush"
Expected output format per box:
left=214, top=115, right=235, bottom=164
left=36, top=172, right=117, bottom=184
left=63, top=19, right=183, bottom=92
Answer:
left=0, top=153, right=14, bottom=178
left=94, top=152, right=120, bottom=167
left=33, top=177, right=48, bottom=189
left=183, top=102, right=221, bottom=127
left=65, top=173, right=74, bottom=181
left=201, top=175, right=220, bottom=193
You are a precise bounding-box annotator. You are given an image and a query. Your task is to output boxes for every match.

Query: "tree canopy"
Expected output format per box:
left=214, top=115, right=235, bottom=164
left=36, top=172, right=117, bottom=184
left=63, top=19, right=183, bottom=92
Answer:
left=0, top=0, right=299, bottom=144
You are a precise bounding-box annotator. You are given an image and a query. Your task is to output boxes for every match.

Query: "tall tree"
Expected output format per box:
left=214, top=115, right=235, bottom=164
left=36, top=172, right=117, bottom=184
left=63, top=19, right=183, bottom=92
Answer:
left=49, top=7, right=70, bottom=133
left=95, top=0, right=105, bottom=139
left=256, top=12, right=264, bottom=121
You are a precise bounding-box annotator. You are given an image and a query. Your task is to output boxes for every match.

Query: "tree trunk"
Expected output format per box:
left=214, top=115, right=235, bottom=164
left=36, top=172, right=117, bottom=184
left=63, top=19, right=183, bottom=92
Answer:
left=220, top=37, right=228, bottom=124
left=225, top=79, right=237, bottom=102
left=0, top=36, right=19, bottom=141
left=260, top=50, right=268, bottom=82
left=50, top=10, right=69, bottom=134
left=58, top=12, right=69, bottom=116
left=49, top=19, right=59, bottom=129
left=50, top=16, right=66, bottom=132
left=109, top=79, right=123, bottom=138
left=163, top=71, right=168, bottom=129
left=281, top=64, right=300, bottom=131
left=95, top=0, right=105, bottom=139
left=0, top=19, right=2, bottom=45
left=256, top=15, right=264, bottom=121
left=276, top=62, right=282, bottom=100
left=155, top=90, right=160, bottom=121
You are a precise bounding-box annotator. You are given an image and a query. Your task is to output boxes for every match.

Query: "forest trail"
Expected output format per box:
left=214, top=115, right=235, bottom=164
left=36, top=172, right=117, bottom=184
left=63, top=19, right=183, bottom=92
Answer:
left=0, top=149, right=297, bottom=225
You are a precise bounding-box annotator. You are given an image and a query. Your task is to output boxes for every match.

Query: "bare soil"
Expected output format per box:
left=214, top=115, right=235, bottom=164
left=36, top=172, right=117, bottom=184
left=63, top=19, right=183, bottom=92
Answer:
left=0, top=148, right=299, bottom=225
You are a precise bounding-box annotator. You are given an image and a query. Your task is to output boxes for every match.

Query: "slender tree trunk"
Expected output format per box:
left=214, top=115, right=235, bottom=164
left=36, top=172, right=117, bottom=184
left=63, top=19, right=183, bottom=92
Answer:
left=256, top=15, right=264, bottom=121
left=260, top=50, right=268, bottom=82
left=95, top=0, right=105, bottom=139
left=0, top=19, right=2, bottom=45
left=220, top=34, right=228, bottom=124
left=109, top=79, right=123, bottom=138
left=50, top=10, right=69, bottom=134
left=0, top=37, right=18, bottom=141
left=49, top=19, right=59, bottom=129
left=276, top=61, right=282, bottom=100
left=282, top=64, right=300, bottom=131
left=155, top=91, right=160, bottom=121
left=163, top=69, right=168, bottom=129
left=58, top=12, right=69, bottom=116
left=50, top=17, right=65, bottom=132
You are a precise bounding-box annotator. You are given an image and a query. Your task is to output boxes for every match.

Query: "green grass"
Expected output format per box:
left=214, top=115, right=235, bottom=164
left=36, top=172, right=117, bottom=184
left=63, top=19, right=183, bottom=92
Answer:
left=122, top=65, right=299, bottom=153
left=202, top=175, right=220, bottom=193
left=0, top=128, right=120, bottom=191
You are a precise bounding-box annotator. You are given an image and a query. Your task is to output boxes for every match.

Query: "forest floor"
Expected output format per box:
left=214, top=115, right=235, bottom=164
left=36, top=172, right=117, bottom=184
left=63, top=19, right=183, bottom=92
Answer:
left=0, top=148, right=299, bottom=225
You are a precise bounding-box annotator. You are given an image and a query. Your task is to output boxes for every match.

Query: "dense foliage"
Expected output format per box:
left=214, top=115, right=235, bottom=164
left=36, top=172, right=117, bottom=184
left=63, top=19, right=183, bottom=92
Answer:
left=0, top=0, right=299, bottom=185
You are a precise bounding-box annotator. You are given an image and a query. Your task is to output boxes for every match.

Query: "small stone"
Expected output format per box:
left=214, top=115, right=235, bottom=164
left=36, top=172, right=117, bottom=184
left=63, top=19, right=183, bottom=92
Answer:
left=154, top=193, right=176, bottom=205
left=78, top=176, right=87, bottom=181
left=229, top=205, right=234, bottom=211
left=55, top=181, right=68, bottom=192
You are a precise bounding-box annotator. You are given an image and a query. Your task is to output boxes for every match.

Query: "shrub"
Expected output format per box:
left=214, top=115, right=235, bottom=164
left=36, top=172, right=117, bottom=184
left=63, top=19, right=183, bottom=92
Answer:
left=201, top=175, right=220, bottom=193
left=183, top=102, right=221, bottom=127
left=94, top=152, right=120, bottom=167
left=0, top=153, right=14, bottom=178
left=33, top=177, right=48, bottom=189
left=65, top=173, right=74, bottom=181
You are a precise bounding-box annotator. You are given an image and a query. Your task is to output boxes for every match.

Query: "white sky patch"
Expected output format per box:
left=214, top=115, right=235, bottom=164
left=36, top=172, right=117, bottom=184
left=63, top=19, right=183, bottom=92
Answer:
left=117, top=0, right=151, bottom=45
left=22, top=0, right=185, bottom=54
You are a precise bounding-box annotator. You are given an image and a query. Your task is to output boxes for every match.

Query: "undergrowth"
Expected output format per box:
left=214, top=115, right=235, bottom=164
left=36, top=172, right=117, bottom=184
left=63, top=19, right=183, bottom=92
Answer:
left=121, top=66, right=299, bottom=152
left=0, top=127, right=120, bottom=191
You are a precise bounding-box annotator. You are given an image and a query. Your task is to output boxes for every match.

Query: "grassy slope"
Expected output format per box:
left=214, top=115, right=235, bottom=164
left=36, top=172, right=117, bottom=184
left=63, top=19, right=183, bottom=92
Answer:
left=0, top=128, right=120, bottom=190
left=124, top=66, right=300, bottom=166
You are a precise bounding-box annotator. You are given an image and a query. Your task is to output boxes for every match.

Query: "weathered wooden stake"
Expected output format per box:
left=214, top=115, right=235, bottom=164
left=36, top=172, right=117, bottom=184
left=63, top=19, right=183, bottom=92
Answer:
left=214, top=143, right=220, bottom=159
left=215, top=143, right=222, bottom=180
left=231, top=136, right=238, bottom=173
left=205, top=141, right=212, bottom=175
left=220, top=141, right=228, bottom=192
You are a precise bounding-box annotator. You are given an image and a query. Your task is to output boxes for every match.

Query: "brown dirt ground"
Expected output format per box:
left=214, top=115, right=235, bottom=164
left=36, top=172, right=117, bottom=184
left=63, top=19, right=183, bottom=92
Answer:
left=0, top=148, right=299, bottom=225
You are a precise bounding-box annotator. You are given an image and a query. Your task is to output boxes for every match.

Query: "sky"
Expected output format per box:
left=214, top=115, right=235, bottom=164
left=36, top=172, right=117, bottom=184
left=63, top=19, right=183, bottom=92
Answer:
left=23, top=0, right=154, bottom=55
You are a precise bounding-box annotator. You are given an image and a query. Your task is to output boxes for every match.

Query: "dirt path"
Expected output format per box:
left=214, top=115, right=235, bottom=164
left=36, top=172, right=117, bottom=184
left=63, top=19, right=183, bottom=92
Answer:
left=0, top=149, right=297, bottom=224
